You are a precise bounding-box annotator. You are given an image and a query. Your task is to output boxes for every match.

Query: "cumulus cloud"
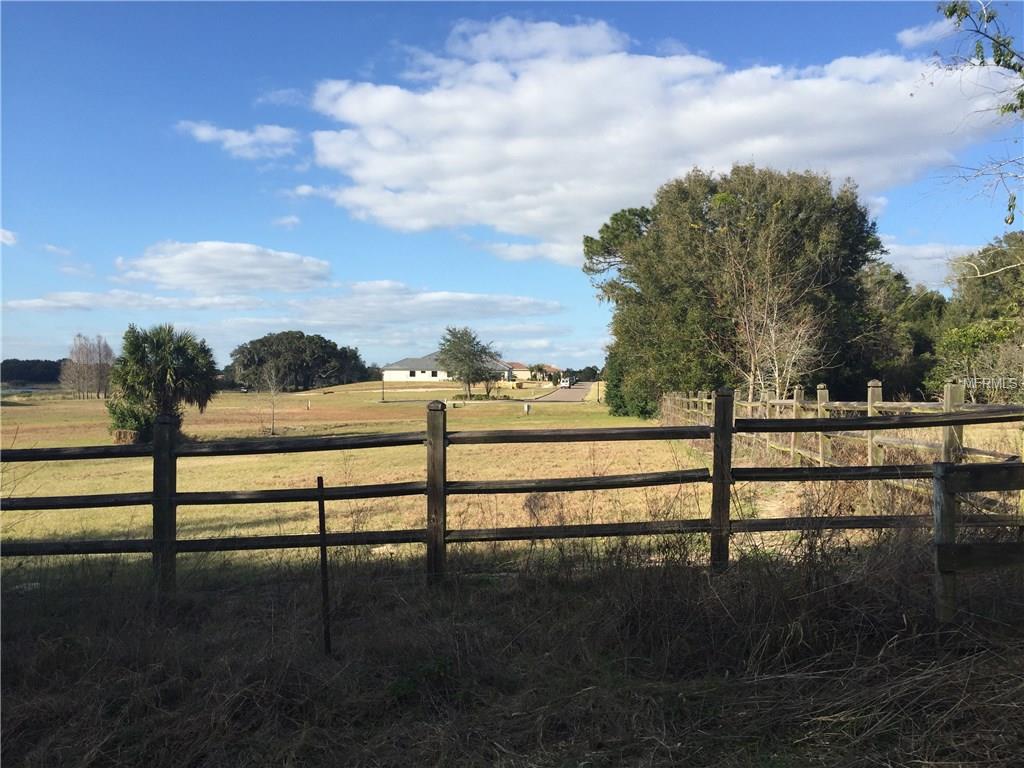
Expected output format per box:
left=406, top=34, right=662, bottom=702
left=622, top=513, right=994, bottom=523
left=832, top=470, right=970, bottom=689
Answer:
left=116, top=240, right=330, bottom=294
left=272, top=215, right=301, bottom=229
left=177, top=120, right=300, bottom=159
left=44, top=243, right=72, bottom=257
left=897, top=19, right=956, bottom=49
left=305, top=17, right=1011, bottom=265
left=1, top=228, right=16, bottom=246
left=444, top=17, right=628, bottom=61
left=881, top=236, right=980, bottom=287
left=4, top=290, right=262, bottom=312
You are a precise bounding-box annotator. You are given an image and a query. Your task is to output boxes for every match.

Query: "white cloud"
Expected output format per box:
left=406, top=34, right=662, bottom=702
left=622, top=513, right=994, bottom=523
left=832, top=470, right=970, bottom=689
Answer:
left=44, top=243, right=72, bottom=257
left=58, top=263, right=95, bottom=278
left=299, top=280, right=561, bottom=327
left=116, top=240, right=330, bottom=294
left=177, top=120, right=300, bottom=159
left=208, top=280, right=562, bottom=358
left=444, top=17, right=629, bottom=62
left=255, top=87, right=306, bottom=107
left=1, top=228, right=16, bottom=246
left=4, top=290, right=262, bottom=312
left=865, top=195, right=889, bottom=218
left=306, top=17, right=1011, bottom=266
left=881, top=235, right=980, bottom=287
left=272, top=215, right=301, bottom=229
left=897, top=19, right=956, bottom=49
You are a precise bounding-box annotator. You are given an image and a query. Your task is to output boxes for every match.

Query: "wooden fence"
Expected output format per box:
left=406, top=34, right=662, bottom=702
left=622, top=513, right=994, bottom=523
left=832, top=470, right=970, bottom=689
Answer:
left=932, top=462, right=1024, bottom=621
left=3, top=393, right=1024, bottom=620
left=663, top=380, right=1023, bottom=512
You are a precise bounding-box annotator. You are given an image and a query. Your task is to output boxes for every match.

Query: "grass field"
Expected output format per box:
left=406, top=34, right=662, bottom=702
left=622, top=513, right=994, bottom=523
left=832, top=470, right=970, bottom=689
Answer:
left=4, top=382, right=1020, bottom=545
left=2, top=382, right=714, bottom=545
left=3, top=383, right=1024, bottom=766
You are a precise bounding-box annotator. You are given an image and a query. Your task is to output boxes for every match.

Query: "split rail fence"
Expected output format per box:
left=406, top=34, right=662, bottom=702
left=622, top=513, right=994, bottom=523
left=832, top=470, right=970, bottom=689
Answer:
left=3, top=391, right=1024, bottom=620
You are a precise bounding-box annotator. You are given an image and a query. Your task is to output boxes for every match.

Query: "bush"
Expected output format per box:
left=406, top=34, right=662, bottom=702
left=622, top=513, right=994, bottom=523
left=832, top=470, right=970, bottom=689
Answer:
left=105, top=397, right=155, bottom=442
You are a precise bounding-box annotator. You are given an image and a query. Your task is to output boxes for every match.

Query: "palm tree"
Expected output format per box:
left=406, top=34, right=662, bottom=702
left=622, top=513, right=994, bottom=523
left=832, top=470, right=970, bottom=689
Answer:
left=109, top=324, right=218, bottom=427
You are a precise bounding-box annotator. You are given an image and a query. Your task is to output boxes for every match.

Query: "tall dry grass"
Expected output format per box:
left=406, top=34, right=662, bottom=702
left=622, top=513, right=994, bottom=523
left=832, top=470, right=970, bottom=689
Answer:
left=3, top=506, right=1023, bottom=767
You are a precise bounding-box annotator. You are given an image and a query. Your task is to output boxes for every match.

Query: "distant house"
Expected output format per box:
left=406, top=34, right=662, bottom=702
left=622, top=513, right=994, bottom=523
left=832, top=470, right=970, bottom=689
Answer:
left=506, top=361, right=532, bottom=381
left=382, top=351, right=512, bottom=382
left=537, top=364, right=562, bottom=381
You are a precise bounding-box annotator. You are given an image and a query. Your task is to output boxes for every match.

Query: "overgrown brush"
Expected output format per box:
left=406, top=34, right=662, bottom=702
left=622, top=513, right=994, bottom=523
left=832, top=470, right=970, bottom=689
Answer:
left=3, top=527, right=1023, bottom=767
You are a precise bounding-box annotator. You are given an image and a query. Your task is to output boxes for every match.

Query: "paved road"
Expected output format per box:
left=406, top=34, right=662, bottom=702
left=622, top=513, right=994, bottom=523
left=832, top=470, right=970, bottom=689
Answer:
left=534, top=382, right=593, bottom=402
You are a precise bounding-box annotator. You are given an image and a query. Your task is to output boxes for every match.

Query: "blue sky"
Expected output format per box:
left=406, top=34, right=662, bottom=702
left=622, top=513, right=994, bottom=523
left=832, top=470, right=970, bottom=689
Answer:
left=2, top=2, right=1020, bottom=368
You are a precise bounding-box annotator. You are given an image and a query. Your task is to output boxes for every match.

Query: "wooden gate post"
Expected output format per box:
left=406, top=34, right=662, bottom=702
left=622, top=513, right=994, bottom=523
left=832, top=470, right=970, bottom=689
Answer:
left=152, top=414, right=177, bottom=601
left=932, top=462, right=958, bottom=622
left=942, top=380, right=965, bottom=463
left=710, top=387, right=734, bottom=572
left=866, top=380, right=882, bottom=510
left=426, top=400, right=448, bottom=584
left=816, top=384, right=830, bottom=467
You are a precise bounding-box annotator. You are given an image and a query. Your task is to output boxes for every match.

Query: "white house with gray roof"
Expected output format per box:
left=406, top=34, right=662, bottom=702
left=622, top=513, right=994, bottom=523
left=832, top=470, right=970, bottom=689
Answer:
left=382, top=351, right=511, bottom=382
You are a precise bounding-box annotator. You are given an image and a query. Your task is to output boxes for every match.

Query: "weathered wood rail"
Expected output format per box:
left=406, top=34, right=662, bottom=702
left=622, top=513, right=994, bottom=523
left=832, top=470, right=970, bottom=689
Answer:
left=664, top=381, right=1023, bottom=514
left=932, top=462, right=1024, bottom=621
left=3, top=392, right=1023, bottom=621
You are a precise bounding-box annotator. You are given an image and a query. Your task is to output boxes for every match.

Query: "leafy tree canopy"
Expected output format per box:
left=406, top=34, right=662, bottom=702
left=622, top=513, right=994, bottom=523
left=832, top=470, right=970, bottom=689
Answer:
left=436, top=327, right=500, bottom=399
left=230, top=331, right=370, bottom=391
left=585, top=165, right=883, bottom=415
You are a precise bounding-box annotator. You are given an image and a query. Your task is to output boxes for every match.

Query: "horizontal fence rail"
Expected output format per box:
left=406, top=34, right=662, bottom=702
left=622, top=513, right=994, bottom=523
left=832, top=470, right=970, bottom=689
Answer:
left=734, top=408, right=1024, bottom=434
left=1, top=444, right=155, bottom=462
left=732, top=465, right=936, bottom=482
left=4, top=386, right=1023, bottom=619
left=176, top=432, right=428, bottom=456
left=447, top=468, right=710, bottom=495
left=446, top=426, right=712, bottom=444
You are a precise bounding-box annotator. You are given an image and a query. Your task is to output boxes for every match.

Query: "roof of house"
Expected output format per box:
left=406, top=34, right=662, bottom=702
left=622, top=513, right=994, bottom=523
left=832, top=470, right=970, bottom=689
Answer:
left=383, top=351, right=510, bottom=372
left=382, top=352, right=444, bottom=371
left=505, top=361, right=528, bottom=369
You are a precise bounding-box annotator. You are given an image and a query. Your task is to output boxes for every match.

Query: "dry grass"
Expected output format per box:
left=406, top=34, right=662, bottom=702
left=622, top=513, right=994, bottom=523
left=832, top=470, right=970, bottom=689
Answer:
left=4, top=388, right=1024, bottom=765
left=2, top=384, right=713, bottom=543
left=3, top=530, right=1023, bottom=767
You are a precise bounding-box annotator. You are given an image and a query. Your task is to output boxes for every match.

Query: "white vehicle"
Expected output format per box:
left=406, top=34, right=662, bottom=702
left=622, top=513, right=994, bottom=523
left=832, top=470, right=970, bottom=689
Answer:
left=559, top=378, right=572, bottom=388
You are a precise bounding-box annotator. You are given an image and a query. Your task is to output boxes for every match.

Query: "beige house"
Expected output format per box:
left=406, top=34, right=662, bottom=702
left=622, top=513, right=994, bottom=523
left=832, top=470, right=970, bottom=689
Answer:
left=505, top=362, right=532, bottom=381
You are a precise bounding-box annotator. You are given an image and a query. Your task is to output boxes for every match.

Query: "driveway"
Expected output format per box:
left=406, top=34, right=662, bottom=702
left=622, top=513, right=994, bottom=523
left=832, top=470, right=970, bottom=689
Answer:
left=534, top=382, right=593, bottom=402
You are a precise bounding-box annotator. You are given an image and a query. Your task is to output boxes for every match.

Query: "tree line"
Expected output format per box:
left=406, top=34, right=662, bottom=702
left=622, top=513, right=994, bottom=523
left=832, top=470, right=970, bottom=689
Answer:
left=1, top=359, right=62, bottom=384
left=586, top=166, right=1023, bottom=417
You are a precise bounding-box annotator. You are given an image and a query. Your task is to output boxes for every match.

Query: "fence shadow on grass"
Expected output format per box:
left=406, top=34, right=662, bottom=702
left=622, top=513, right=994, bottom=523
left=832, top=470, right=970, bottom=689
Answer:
left=4, top=531, right=1024, bottom=767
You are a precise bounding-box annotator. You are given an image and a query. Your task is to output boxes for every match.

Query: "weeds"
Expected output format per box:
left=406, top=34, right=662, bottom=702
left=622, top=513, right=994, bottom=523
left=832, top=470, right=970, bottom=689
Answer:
left=3, top=531, right=1023, bottom=767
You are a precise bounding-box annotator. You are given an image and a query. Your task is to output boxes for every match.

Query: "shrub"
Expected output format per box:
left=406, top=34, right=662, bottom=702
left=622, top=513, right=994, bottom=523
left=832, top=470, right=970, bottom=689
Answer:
left=105, top=397, right=155, bottom=442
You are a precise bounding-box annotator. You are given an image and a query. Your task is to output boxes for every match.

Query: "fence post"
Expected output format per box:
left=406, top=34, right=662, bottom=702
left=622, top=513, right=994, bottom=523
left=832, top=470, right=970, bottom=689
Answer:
left=790, top=387, right=804, bottom=466
left=866, top=380, right=882, bottom=510
left=932, top=462, right=958, bottom=622
left=816, top=384, right=830, bottom=467
left=759, top=391, right=770, bottom=452
left=942, top=380, right=965, bottom=463
left=711, top=387, right=734, bottom=572
left=152, top=415, right=177, bottom=601
left=426, top=400, right=447, bottom=584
